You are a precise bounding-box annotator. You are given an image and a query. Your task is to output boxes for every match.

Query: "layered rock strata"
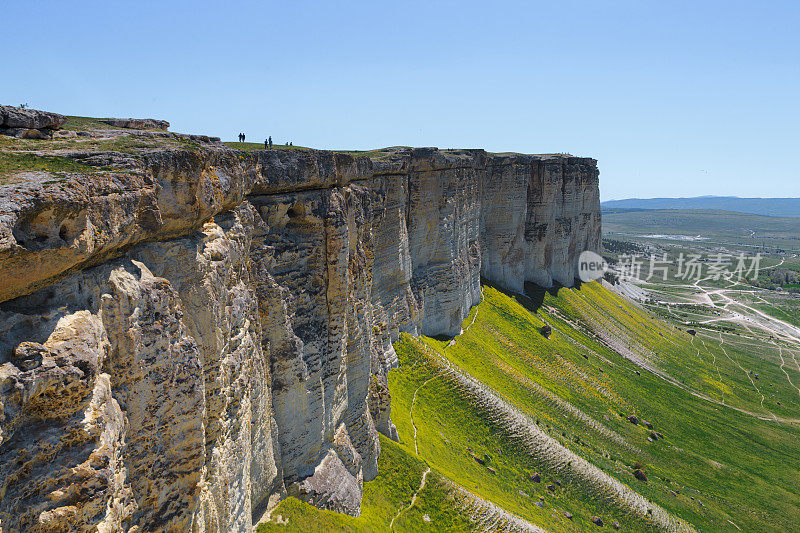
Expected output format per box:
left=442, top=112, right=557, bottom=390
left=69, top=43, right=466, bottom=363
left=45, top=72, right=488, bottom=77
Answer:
left=0, top=138, right=599, bottom=531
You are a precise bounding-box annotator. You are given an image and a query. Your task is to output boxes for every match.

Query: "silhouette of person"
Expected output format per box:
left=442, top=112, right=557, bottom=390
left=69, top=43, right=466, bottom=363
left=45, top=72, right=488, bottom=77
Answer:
left=238, top=133, right=243, bottom=142
left=242, top=133, right=246, bottom=142
left=269, top=136, right=272, bottom=149
left=289, top=142, right=292, bottom=146
left=264, top=138, right=268, bottom=149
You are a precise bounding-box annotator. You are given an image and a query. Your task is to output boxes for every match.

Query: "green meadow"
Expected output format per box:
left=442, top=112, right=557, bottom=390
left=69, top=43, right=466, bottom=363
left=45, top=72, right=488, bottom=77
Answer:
left=261, top=282, right=800, bottom=532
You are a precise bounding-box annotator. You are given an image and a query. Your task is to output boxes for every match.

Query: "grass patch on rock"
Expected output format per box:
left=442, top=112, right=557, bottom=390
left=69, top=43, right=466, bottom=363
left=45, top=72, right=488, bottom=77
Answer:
left=0, top=151, right=106, bottom=182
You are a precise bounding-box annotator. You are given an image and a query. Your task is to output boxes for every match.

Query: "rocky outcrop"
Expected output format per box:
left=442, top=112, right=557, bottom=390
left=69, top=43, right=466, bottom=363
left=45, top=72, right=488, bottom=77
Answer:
left=0, top=105, right=67, bottom=139
left=99, top=118, right=170, bottom=131
left=0, top=129, right=599, bottom=531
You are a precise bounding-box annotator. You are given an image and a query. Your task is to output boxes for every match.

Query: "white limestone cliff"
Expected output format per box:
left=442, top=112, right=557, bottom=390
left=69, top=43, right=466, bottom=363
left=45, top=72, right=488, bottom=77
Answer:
left=0, top=141, right=599, bottom=531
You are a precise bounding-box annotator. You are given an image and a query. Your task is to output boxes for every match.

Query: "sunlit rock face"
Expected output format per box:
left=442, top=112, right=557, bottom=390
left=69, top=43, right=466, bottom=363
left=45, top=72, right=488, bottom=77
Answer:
left=406, top=149, right=483, bottom=338
left=481, top=155, right=601, bottom=292
left=0, top=142, right=599, bottom=531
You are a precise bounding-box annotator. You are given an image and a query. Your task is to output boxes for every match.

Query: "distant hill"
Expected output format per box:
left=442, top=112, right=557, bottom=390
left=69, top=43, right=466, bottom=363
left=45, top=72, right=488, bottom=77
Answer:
left=603, top=209, right=800, bottom=253
left=603, top=208, right=800, bottom=238
left=602, top=196, right=800, bottom=218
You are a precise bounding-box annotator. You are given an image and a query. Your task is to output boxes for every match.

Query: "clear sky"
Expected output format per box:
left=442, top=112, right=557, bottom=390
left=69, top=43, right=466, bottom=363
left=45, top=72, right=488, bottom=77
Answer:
left=4, top=0, right=798, bottom=200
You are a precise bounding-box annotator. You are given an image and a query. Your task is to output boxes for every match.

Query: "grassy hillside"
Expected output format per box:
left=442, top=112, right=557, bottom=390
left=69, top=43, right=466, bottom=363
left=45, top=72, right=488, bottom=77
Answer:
left=260, top=282, right=800, bottom=531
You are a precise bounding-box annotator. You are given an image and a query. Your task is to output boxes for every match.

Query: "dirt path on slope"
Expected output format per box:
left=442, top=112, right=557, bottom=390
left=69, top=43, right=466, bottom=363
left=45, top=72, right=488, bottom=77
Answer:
left=713, top=331, right=773, bottom=417
left=411, top=376, right=439, bottom=455
left=604, top=280, right=800, bottom=424
left=588, top=321, right=800, bottom=424
left=389, top=468, right=431, bottom=530
left=775, top=341, right=800, bottom=397
left=696, top=336, right=726, bottom=405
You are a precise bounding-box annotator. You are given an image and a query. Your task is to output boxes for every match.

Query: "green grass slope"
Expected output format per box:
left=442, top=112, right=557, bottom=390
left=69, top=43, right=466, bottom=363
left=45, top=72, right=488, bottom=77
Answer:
left=258, top=436, right=483, bottom=532
left=260, top=282, right=800, bottom=531
left=447, top=284, right=800, bottom=531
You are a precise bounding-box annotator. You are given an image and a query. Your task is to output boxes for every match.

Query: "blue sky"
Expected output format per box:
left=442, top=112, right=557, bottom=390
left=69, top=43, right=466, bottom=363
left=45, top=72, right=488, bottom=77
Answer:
left=4, top=0, right=798, bottom=200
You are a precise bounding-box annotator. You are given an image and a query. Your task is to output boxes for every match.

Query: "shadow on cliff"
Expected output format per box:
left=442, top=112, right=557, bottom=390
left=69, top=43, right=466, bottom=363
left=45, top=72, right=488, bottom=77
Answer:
left=481, top=278, right=583, bottom=315
left=429, top=278, right=585, bottom=343
left=522, top=280, right=582, bottom=311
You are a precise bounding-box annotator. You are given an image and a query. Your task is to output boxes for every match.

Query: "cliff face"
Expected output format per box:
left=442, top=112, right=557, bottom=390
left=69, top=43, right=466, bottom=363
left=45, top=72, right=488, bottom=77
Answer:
left=481, top=154, right=601, bottom=292
left=0, top=140, right=599, bottom=531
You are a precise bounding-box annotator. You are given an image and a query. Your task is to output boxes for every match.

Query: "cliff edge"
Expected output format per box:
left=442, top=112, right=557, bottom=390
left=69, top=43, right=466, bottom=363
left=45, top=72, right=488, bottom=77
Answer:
left=0, top=112, right=600, bottom=531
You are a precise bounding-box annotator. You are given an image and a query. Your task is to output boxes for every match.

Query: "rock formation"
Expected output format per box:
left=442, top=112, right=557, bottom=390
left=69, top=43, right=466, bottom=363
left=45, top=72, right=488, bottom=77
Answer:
left=99, top=118, right=170, bottom=131
left=0, top=115, right=600, bottom=532
left=0, top=105, right=67, bottom=139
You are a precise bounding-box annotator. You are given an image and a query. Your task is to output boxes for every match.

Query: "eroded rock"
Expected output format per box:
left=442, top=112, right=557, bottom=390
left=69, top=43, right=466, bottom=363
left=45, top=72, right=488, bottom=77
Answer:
left=0, top=131, right=601, bottom=530
left=100, top=118, right=170, bottom=130
left=0, top=104, right=66, bottom=131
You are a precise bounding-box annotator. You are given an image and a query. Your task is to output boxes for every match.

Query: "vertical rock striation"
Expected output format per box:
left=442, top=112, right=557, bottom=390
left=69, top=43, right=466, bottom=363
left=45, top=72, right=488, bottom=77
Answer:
left=481, top=154, right=601, bottom=292
left=0, top=142, right=599, bottom=531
